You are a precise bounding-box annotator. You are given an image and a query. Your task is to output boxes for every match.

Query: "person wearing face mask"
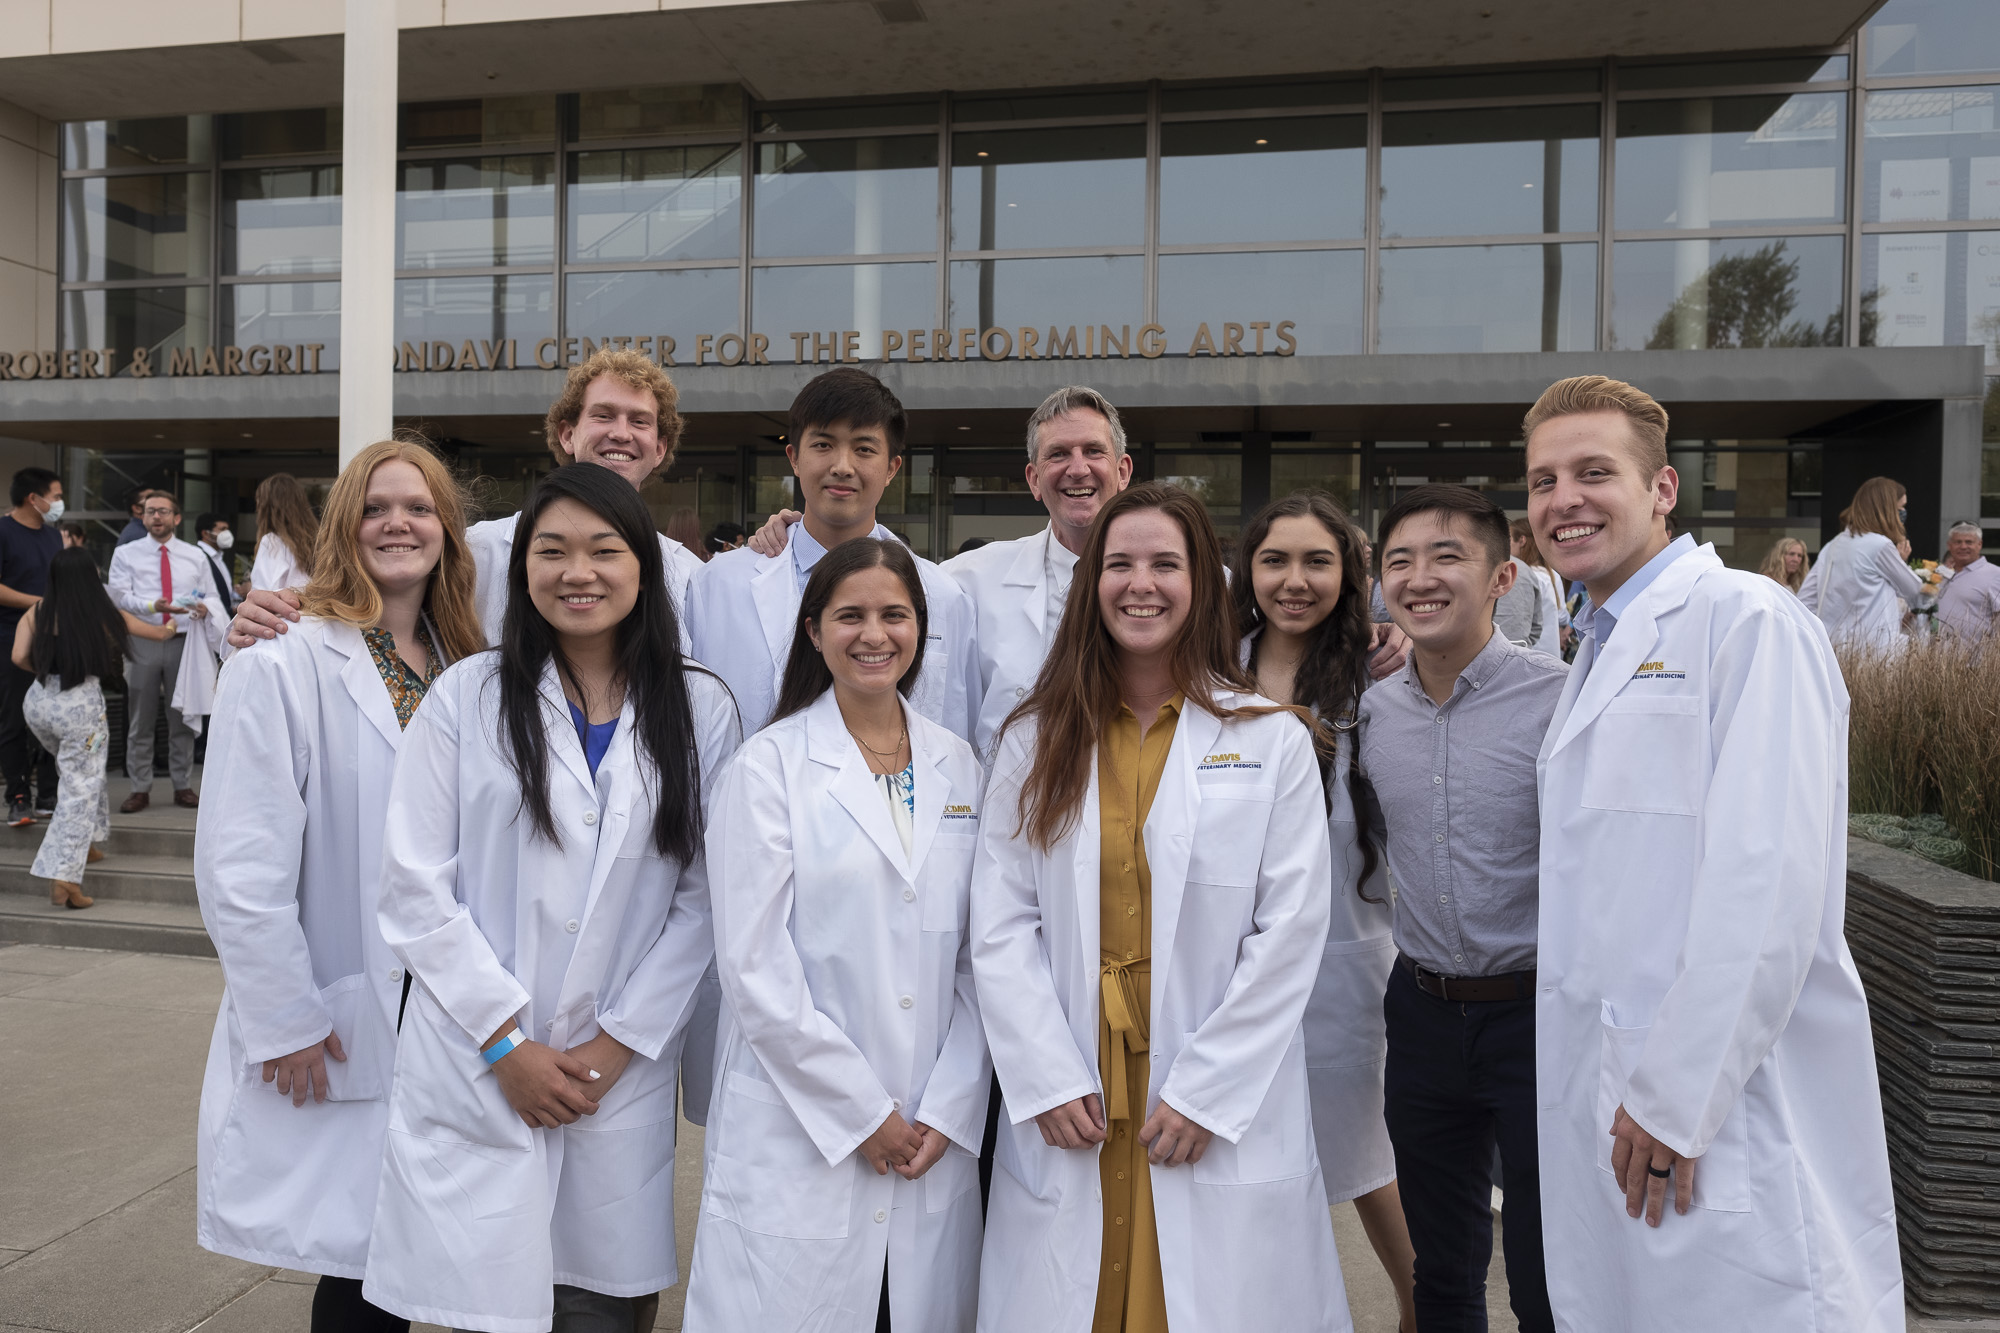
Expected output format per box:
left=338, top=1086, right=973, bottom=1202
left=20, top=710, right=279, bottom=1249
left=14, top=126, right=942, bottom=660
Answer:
left=0, top=467, right=66, bottom=827
left=1797, top=475, right=1924, bottom=651
left=686, top=537, right=989, bottom=1333
left=194, top=439, right=485, bottom=1333
left=195, top=513, right=241, bottom=615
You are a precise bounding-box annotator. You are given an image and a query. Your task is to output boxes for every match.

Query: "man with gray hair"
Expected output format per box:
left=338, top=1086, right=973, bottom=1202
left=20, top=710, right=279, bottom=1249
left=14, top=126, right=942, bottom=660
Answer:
left=1937, top=520, right=2000, bottom=642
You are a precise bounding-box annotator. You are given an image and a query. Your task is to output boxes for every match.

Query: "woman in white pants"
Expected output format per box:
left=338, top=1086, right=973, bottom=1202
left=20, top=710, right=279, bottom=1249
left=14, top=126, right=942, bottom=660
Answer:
left=9, top=547, right=177, bottom=908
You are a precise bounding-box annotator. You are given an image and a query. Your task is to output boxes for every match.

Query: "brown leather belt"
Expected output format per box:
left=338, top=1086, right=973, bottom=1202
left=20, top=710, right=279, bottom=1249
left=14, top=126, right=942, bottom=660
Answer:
left=1398, top=953, right=1536, bottom=1003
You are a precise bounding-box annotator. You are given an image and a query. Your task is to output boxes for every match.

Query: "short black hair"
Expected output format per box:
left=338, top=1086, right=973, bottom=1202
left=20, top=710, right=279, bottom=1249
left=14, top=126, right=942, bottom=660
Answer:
left=11, top=468, right=59, bottom=507
left=788, top=367, right=907, bottom=458
left=195, top=512, right=228, bottom=535
left=1376, top=484, right=1511, bottom=571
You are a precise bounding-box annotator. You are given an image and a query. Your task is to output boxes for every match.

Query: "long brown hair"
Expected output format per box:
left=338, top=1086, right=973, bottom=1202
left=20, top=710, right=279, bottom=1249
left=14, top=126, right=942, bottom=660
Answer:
left=770, top=537, right=928, bottom=725
left=297, top=439, right=484, bottom=663
left=1841, top=476, right=1906, bottom=545
left=255, top=472, right=320, bottom=579
left=1006, top=481, right=1290, bottom=851
left=1759, top=536, right=1809, bottom=593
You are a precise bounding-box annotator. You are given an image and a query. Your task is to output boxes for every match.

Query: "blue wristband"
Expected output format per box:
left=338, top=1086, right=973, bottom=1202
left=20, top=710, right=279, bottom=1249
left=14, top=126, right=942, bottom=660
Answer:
left=482, top=1028, right=526, bottom=1066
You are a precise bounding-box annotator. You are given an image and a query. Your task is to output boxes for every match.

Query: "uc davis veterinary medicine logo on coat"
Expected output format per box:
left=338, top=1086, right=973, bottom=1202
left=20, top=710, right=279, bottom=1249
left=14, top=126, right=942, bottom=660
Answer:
left=1632, top=660, right=1687, bottom=680
left=943, top=804, right=978, bottom=822
left=1198, top=752, right=1263, bottom=772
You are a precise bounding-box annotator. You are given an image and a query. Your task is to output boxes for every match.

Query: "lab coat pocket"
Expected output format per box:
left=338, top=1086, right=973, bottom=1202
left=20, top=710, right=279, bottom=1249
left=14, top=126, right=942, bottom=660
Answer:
left=1581, top=697, right=1704, bottom=817
left=249, top=973, right=386, bottom=1103
left=923, top=1141, right=980, bottom=1213
left=1594, top=1005, right=1750, bottom=1212
left=1190, top=1030, right=1315, bottom=1185
left=1187, top=792, right=1274, bottom=887
left=387, top=987, right=533, bottom=1152
left=710, top=1070, right=855, bottom=1239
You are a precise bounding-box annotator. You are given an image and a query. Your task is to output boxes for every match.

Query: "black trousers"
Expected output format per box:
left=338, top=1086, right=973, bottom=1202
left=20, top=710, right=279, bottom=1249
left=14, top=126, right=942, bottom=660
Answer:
left=1383, top=962, right=1555, bottom=1333
left=0, top=662, right=55, bottom=806
left=311, top=1276, right=409, bottom=1333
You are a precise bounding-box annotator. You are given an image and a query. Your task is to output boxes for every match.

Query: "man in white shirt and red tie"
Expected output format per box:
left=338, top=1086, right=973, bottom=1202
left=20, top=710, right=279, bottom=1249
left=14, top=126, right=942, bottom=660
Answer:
left=106, top=491, right=212, bottom=811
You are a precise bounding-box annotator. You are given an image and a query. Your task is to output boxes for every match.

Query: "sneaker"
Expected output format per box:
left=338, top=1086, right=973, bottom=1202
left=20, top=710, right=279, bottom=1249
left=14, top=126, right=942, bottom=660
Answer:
left=7, top=797, right=31, bottom=827
left=31, top=806, right=52, bottom=819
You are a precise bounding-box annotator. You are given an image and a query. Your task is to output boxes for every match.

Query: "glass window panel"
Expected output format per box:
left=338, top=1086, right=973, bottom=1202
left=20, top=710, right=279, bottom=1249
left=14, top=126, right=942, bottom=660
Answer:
left=950, top=126, right=1146, bottom=250
left=751, top=262, right=937, bottom=360
left=1380, top=106, right=1598, bottom=237
left=1619, top=56, right=1848, bottom=91
left=223, top=166, right=341, bottom=276
left=1271, top=452, right=1362, bottom=514
left=566, top=268, right=741, bottom=342
left=946, top=256, right=1143, bottom=342
left=1160, top=79, right=1368, bottom=114
left=61, top=286, right=210, bottom=368
left=1610, top=235, right=1846, bottom=349
left=1157, top=250, right=1364, bottom=356
left=952, top=90, right=1147, bottom=122
left=399, top=97, right=556, bottom=150
left=1615, top=94, right=1847, bottom=230
left=1861, top=231, right=2000, bottom=368
left=1866, top=0, right=2000, bottom=78
left=1378, top=242, right=1598, bottom=353
left=757, top=101, right=938, bottom=134
left=577, top=85, right=745, bottom=140
left=1383, top=67, right=1599, bottom=102
left=219, top=108, right=341, bottom=160
left=396, top=156, right=555, bottom=269
left=1862, top=87, right=2000, bottom=222
left=62, top=116, right=208, bottom=169
left=754, top=137, right=938, bottom=257
left=1159, top=116, right=1365, bottom=243
left=222, top=282, right=342, bottom=368
left=570, top=146, right=742, bottom=263
left=1151, top=452, right=1243, bottom=539
left=394, top=274, right=553, bottom=349
left=61, top=173, right=212, bottom=281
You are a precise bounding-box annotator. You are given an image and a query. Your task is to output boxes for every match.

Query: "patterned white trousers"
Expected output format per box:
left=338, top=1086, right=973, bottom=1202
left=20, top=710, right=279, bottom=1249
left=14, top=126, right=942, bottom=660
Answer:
left=23, top=677, right=110, bottom=884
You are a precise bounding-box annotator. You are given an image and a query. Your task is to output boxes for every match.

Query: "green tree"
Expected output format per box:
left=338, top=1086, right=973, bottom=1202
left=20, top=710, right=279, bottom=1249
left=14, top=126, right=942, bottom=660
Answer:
left=1645, top=240, right=1869, bottom=349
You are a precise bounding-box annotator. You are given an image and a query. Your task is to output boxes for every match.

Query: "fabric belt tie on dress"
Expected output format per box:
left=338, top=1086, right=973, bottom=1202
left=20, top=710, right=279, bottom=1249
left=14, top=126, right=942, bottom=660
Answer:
left=1098, top=959, right=1150, bottom=1124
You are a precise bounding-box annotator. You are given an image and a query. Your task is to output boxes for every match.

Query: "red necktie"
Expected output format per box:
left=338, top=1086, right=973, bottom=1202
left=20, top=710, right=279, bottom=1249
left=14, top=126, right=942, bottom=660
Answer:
left=159, top=544, right=173, bottom=624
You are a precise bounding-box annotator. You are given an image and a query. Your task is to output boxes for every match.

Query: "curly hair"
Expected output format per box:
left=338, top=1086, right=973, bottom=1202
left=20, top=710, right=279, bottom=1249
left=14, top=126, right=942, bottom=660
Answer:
left=543, top=346, right=683, bottom=472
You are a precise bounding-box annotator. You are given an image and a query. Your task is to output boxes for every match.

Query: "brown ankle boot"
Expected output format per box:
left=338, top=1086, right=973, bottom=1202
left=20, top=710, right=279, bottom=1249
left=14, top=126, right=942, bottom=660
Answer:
left=55, top=881, right=92, bottom=910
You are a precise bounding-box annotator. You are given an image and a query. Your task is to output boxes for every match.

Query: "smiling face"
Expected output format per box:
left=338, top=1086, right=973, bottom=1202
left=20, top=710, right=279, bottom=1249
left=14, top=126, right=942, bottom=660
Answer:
left=1526, top=409, right=1677, bottom=604
left=1947, top=528, right=1982, bottom=570
left=787, top=419, right=903, bottom=531
left=1380, top=509, right=1515, bottom=657
left=356, top=460, right=443, bottom=597
left=141, top=495, right=180, bottom=540
left=1027, top=409, right=1133, bottom=545
left=1098, top=508, right=1192, bottom=663
left=526, top=497, right=643, bottom=645
left=1251, top=514, right=1346, bottom=639
left=806, top=564, right=920, bottom=699
left=555, top=375, right=669, bottom=488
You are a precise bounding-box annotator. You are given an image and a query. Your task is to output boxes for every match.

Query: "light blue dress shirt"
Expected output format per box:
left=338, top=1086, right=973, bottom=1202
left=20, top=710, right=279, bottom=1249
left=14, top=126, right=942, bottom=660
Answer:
left=789, top=519, right=896, bottom=594
left=1582, top=533, right=1696, bottom=662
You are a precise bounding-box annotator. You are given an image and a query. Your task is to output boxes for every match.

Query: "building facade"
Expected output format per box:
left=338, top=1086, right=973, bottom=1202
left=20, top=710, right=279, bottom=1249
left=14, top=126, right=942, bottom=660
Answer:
left=0, top=0, right=1995, bottom=566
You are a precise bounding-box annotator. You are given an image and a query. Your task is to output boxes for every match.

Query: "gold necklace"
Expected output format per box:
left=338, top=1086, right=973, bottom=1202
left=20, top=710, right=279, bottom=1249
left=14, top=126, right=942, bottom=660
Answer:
left=847, top=724, right=908, bottom=773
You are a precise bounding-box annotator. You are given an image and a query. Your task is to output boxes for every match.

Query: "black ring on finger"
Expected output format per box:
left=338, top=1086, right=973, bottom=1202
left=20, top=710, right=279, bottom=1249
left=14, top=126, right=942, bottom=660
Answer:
left=1647, top=1164, right=1672, bottom=1178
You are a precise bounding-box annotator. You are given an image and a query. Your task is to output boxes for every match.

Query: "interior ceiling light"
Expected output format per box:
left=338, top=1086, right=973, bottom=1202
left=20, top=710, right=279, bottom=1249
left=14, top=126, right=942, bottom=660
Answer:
left=1255, top=138, right=1268, bottom=145
left=957, top=425, right=971, bottom=431
left=240, top=432, right=254, bottom=438
left=1437, top=422, right=1451, bottom=428
left=976, top=150, right=989, bottom=157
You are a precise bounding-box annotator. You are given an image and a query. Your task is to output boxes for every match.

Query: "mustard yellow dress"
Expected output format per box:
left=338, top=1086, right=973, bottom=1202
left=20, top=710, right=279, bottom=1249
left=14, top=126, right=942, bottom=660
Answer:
left=1092, top=697, right=1182, bottom=1333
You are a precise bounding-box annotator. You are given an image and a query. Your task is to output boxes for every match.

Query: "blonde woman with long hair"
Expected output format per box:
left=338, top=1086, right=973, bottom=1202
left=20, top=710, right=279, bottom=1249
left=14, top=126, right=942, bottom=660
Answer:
left=1759, top=537, right=1809, bottom=595
left=251, top=472, right=321, bottom=593
left=1507, top=517, right=1569, bottom=656
left=194, top=439, right=481, bottom=1333
left=1799, top=475, right=1924, bottom=649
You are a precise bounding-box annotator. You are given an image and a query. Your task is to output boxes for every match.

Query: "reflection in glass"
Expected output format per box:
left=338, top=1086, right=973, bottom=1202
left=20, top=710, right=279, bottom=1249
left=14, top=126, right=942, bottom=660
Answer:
left=946, top=256, right=1142, bottom=343
left=394, top=275, right=553, bottom=349
left=1272, top=452, right=1362, bottom=514
left=566, top=268, right=740, bottom=342
left=1861, top=231, right=2000, bottom=366
left=754, top=137, right=937, bottom=258
left=1160, top=79, right=1367, bottom=114
left=1157, top=250, right=1363, bottom=356
left=1615, top=94, right=1846, bottom=230
left=570, top=147, right=742, bottom=263
left=61, top=174, right=212, bottom=281
left=751, top=262, right=937, bottom=360
left=397, top=156, right=555, bottom=269
left=1610, top=235, right=1846, bottom=349
left=1862, top=87, right=2000, bottom=223
left=223, top=282, right=342, bottom=367
left=1152, top=453, right=1243, bottom=538
left=577, top=85, right=745, bottom=139
left=219, top=108, right=341, bottom=159
left=1380, top=106, right=1597, bottom=237
left=63, top=116, right=208, bottom=169
left=953, top=90, right=1146, bottom=122
left=1619, top=56, right=1848, bottom=90
left=1378, top=243, right=1597, bottom=353
left=1160, top=117, right=1364, bottom=243
left=951, top=126, right=1146, bottom=250
left=1867, top=0, right=2000, bottom=78
left=400, top=97, right=557, bottom=150
left=224, top=167, right=341, bottom=276
left=758, top=101, right=939, bottom=134
left=1382, top=67, right=1598, bottom=101
left=61, top=286, right=210, bottom=365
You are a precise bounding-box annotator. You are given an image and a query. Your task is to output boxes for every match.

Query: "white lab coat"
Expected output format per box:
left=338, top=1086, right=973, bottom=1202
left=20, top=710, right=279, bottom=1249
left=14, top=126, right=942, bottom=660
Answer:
left=193, top=618, right=421, bottom=1276
left=169, top=592, right=230, bottom=732
left=940, top=524, right=1070, bottom=762
left=1535, top=543, right=1902, bottom=1332
left=1798, top=528, right=1922, bottom=651
left=464, top=513, right=702, bottom=653
left=361, top=657, right=739, bottom=1333
left=971, top=694, right=1350, bottom=1333
left=250, top=531, right=307, bottom=593
left=684, top=690, right=990, bottom=1333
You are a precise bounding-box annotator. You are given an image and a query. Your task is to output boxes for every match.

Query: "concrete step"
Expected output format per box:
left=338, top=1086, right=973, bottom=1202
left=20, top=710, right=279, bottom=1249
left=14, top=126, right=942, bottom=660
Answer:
left=0, top=820, right=196, bottom=860
left=0, top=843, right=197, bottom=905
left=0, top=895, right=214, bottom=957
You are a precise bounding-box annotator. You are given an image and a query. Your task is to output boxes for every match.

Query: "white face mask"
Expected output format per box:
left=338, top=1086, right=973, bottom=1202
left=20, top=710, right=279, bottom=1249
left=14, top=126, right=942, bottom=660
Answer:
left=39, top=498, right=63, bottom=524
left=212, top=529, right=233, bottom=551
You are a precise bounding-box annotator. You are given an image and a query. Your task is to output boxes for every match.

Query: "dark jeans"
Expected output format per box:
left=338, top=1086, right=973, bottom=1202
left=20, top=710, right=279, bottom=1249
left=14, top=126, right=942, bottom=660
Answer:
left=1383, top=961, right=1555, bottom=1333
left=0, top=662, right=56, bottom=806
left=311, top=1276, right=408, bottom=1333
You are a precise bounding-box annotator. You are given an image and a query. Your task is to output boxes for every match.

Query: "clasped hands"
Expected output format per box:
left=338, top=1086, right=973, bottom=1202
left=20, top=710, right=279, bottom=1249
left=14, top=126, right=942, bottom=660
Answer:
left=1034, top=1092, right=1214, bottom=1166
left=858, top=1111, right=952, bottom=1180
left=483, top=1026, right=636, bottom=1130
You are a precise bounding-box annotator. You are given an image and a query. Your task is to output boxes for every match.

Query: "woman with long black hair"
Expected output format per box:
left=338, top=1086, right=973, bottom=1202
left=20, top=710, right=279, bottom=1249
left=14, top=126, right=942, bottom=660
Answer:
left=363, top=464, right=739, bottom=1333
left=9, top=546, right=177, bottom=908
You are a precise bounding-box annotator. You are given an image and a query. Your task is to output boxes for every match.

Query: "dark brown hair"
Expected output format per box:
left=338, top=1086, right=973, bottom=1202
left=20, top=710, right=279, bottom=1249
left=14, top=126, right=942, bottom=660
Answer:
left=772, top=538, right=929, bottom=723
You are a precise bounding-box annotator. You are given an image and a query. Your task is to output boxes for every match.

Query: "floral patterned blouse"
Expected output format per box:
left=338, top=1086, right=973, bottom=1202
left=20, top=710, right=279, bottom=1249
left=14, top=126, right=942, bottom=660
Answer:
left=362, top=621, right=443, bottom=729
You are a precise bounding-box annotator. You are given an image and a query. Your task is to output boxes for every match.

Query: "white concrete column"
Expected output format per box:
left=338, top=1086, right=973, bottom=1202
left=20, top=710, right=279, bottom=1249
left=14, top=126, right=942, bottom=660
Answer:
left=338, top=0, right=398, bottom=468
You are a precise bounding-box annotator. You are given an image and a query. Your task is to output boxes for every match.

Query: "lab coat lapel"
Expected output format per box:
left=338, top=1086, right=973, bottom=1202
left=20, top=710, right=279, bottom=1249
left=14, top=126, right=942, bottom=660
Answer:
left=908, top=712, right=950, bottom=877
left=323, top=620, right=405, bottom=752
left=807, top=691, right=913, bottom=879
left=1003, top=527, right=1050, bottom=642
left=1071, top=749, right=1104, bottom=966
left=1147, top=703, right=1217, bottom=992
left=1547, top=544, right=1717, bottom=757
left=538, top=661, right=599, bottom=799
left=574, top=694, right=637, bottom=930
left=753, top=535, right=804, bottom=703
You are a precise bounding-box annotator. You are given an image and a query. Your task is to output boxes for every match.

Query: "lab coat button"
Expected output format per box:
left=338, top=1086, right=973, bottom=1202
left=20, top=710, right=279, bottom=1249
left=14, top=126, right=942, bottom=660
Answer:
left=892, top=1098, right=903, bottom=1110
left=1015, top=687, right=1026, bottom=697
left=582, top=811, right=598, bottom=826
left=546, top=1020, right=556, bottom=1031
left=875, top=1209, right=888, bottom=1223
left=565, top=918, right=580, bottom=933
left=388, top=968, right=402, bottom=982
left=899, top=995, right=914, bottom=1009
left=903, top=888, right=916, bottom=902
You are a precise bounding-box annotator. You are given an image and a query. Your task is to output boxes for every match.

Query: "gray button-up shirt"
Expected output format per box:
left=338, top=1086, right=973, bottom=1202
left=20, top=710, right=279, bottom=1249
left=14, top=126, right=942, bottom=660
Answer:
left=1357, top=627, right=1569, bottom=977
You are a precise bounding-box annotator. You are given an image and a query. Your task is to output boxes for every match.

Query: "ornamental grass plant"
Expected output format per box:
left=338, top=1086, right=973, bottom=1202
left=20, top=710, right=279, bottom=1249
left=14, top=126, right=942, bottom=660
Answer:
left=1837, top=637, right=2000, bottom=882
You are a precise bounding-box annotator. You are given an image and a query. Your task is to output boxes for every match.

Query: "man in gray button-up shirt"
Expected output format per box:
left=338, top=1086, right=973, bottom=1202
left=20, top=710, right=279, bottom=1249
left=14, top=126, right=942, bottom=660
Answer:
left=1358, top=484, right=1567, bottom=1333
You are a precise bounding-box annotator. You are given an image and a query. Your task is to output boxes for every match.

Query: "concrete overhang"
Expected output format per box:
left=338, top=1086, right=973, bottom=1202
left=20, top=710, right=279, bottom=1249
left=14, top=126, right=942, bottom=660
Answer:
left=0, top=0, right=1879, bottom=122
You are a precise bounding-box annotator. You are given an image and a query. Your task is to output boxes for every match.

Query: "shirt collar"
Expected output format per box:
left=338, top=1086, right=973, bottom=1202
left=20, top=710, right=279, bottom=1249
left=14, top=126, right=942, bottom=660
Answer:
left=1394, top=623, right=1515, bottom=708
left=1045, top=526, right=1080, bottom=578
left=1587, top=533, right=1695, bottom=641
left=791, top=518, right=893, bottom=588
